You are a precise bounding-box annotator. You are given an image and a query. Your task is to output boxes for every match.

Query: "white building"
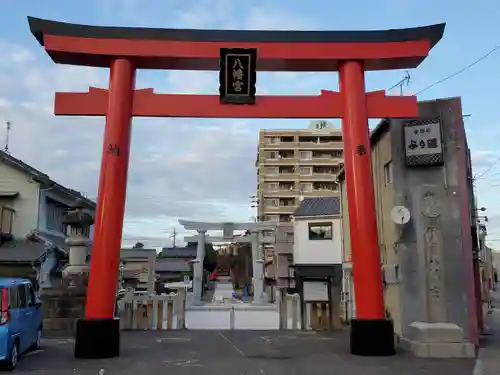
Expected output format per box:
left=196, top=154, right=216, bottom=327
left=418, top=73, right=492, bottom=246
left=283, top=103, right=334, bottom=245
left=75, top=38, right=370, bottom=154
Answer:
left=292, top=196, right=343, bottom=330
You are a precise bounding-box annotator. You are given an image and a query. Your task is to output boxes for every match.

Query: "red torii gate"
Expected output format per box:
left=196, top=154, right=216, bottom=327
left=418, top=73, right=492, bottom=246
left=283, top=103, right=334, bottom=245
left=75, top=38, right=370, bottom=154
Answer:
left=28, top=17, right=445, bottom=359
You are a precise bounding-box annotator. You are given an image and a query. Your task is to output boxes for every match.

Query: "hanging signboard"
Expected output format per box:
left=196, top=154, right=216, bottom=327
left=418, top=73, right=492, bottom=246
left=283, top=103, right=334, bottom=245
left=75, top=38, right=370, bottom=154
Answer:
left=404, top=119, right=444, bottom=167
left=303, top=281, right=329, bottom=302
left=219, top=48, right=257, bottom=105
left=222, top=222, right=235, bottom=240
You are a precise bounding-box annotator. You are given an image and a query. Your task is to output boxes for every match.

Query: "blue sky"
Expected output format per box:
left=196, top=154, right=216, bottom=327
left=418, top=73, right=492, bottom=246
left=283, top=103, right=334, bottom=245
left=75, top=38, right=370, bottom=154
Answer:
left=1, top=0, right=500, bottom=247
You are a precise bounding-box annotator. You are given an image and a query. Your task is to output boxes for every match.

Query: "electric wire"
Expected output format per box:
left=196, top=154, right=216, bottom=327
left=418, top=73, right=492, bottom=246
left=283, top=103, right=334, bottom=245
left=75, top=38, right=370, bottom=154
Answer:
left=415, top=43, right=500, bottom=95
left=475, top=156, right=500, bottom=181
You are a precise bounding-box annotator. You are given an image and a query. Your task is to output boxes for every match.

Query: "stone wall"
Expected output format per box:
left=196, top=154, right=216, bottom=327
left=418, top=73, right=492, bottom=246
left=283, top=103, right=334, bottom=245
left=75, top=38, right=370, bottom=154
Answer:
left=40, top=277, right=87, bottom=334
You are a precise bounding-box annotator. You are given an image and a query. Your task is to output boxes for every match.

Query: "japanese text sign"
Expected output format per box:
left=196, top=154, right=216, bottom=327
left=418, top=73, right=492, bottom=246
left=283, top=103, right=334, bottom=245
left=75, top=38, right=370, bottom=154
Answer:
left=219, top=48, right=257, bottom=104
left=404, top=119, right=444, bottom=167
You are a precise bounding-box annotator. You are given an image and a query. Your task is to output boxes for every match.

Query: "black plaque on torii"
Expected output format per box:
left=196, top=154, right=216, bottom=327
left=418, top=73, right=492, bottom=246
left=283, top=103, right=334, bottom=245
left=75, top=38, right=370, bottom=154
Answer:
left=219, top=48, right=257, bottom=105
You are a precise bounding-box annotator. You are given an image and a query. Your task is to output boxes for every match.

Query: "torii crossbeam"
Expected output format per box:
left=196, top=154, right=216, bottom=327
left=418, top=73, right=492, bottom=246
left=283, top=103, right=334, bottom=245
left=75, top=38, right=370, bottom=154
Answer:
left=28, top=16, right=445, bottom=359
left=55, top=88, right=417, bottom=118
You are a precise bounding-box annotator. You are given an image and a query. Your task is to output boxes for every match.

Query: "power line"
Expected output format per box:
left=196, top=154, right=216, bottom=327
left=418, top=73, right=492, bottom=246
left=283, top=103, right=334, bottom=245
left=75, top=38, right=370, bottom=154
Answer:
left=475, top=155, right=500, bottom=181
left=388, top=71, right=411, bottom=95
left=416, top=42, right=500, bottom=95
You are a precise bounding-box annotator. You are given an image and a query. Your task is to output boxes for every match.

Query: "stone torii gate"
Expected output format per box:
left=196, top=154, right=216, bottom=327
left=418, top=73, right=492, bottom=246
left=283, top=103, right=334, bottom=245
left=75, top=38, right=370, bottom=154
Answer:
left=179, top=220, right=277, bottom=305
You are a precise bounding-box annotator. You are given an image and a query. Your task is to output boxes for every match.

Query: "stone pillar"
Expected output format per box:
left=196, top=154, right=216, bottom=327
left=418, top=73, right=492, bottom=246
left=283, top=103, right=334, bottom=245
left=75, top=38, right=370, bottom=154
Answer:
left=192, top=229, right=206, bottom=305
left=251, top=230, right=264, bottom=304
left=146, top=252, right=156, bottom=295
left=399, top=186, right=475, bottom=358
left=62, top=199, right=94, bottom=287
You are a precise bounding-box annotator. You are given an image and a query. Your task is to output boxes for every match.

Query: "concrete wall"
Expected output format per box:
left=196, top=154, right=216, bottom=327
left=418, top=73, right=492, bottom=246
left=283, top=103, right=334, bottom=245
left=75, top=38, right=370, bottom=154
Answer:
left=371, top=128, right=403, bottom=334
left=339, top=127, right=401, bottom=330
left=0, top=161, right=40, bottom=238
left=293, top=217, right=342, bottom=264
left=340, top=185, right=351, bottom=263
left=390, top=98, right=476, bottom=343
left=339, top=98, right=476, bottom=343
left=274, top=222, right=293, bottom=255
left=493, top=251, right=500, bottom=275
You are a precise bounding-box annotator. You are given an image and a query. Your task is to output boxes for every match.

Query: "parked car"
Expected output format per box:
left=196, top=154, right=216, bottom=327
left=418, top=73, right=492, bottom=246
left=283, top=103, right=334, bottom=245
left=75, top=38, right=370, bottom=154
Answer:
left=0, top=278, right=43, bottom=371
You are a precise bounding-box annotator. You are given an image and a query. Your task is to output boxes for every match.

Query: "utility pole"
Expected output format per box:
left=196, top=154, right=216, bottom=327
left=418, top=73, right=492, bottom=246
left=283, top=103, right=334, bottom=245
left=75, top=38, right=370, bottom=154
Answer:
left=170, top=228, right=177, bottom=248
left=4, top=121, right=11, bottom=153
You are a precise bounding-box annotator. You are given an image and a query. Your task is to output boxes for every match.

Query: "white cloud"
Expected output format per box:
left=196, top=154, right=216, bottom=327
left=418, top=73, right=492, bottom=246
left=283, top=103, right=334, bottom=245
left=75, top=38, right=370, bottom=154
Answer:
left=0, top=1, right=328, bottom=247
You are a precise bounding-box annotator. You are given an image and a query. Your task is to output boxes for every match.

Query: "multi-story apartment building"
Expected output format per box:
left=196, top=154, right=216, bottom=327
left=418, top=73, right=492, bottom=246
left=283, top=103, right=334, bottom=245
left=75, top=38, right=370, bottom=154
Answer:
left=256, top=120, right=344, bottom=222
left=256, top=120, right=344, bottom=295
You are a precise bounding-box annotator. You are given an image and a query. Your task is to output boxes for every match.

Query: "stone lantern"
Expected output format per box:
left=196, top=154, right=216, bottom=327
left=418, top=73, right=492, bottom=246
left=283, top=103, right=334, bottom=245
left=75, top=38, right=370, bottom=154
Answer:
left=40, top=199, right=94, bottom=334
left=62, top=198, right=94, bottom=284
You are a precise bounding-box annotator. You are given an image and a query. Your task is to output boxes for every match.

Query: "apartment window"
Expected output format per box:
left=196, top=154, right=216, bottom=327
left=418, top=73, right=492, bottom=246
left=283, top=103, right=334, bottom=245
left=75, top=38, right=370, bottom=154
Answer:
left=300, top=151, right=312, bottom=160
left=384, top=161, right=393, bottom=185
left=265, top=151, right=278, bottom=159
left=46, top=203, right=66, bottom=233
left=299, top=167, right=312, bottom=175
left=267, top=183, right=278, bottom=192
left=285, top=232, right=294, bottom=242
left=308, top=222, right=333, bottom=240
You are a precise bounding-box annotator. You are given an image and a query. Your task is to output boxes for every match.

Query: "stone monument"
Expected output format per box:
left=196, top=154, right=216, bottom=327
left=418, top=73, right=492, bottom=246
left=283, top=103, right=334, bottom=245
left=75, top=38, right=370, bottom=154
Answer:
left=41, top=199, right=94, bottom=334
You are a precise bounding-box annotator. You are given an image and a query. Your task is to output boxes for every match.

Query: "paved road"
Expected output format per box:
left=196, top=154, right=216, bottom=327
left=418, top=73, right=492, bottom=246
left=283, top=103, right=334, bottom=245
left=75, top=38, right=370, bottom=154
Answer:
left=18, top=330, right=474, bottom=374
left=476, top=287, right=500, bottom=375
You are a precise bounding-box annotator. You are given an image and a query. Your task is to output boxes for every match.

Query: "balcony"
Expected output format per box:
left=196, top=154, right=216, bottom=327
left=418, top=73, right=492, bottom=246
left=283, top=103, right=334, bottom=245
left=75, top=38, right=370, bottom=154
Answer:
left=299, top=135, right=343, bottom=149
left=279, top=198, right=295, bottom=207
left=264, top=205, right=297, bottom=214
left=313, top=182, right=339, bottom=193
left=299, top=166, right=341, bottom=180
left=278, top=182, right=295, bottom=192
left=263, top=150, right=296, bottom=163
left=279, top=166, right=295, bottom=175
left=263, top=136, right=298, bottom=149
left=312, top=151, right=343, bottom=160
left=261, top=166, right=296, bottom=180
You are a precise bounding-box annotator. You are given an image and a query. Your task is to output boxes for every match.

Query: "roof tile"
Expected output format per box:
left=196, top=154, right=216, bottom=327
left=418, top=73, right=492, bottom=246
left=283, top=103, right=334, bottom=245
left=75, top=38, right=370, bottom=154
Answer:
left=294, top=197, right=341, bottom=217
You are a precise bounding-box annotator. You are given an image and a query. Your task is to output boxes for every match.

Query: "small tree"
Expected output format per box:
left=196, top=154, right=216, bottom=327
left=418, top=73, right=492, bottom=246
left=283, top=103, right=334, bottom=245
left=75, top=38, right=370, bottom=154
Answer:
left=133, top=242, right=145, bottom=249
left=203, top=243, right=217, bottom=273
left=185, top=242, right=217, bottom=273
